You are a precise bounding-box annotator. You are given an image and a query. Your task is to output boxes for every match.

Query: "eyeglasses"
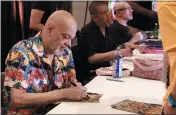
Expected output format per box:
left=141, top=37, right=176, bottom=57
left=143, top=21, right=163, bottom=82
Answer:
left=114, top=6, right=132, bottom=14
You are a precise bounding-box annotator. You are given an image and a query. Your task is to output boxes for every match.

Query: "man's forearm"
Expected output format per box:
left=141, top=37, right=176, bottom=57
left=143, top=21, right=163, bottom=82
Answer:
left=11, top=88, right=66, bottom=108
left=125, top=42, right=139, bottom=49
left=30, top=23, right=44, bottom=31
left=127, top=2, right=150, bottom=16
left=88, top=51, right=115, bottom=64
left=129, top=37, right=140, bottom=44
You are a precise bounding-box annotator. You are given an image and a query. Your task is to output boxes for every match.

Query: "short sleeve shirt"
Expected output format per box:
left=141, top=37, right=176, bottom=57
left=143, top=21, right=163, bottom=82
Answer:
left=78, top=20, right=116, bottom=71
left=109, top=20, right=132, bottom=47
left=157, top=2, right=176, bottom=106
left=3, top=32, right=76, bottom=114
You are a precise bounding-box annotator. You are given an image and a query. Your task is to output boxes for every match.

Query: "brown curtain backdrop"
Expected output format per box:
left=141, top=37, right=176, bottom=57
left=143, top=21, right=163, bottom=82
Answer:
left=1, top=1, right=33, bottom=72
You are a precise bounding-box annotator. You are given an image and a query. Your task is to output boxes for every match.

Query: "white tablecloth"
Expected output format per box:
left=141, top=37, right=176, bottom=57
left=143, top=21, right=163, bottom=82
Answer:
left=123, top=49, right=164, bottom=61
left=47, top=75, right=166, bottom=114
left=47, top=56, right=166, bottom=114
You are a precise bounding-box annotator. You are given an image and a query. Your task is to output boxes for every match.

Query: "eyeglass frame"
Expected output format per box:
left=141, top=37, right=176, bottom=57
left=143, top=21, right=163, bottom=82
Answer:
left=114, top=6, right=132, bottom=15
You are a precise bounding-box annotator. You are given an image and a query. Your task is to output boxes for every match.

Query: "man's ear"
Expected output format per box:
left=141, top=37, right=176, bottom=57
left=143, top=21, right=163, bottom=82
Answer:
left=47, top=23, right=55, bottom=35
left=91, top=15, right=97, bottom=21
left=116, top=11, right=122, bottom=17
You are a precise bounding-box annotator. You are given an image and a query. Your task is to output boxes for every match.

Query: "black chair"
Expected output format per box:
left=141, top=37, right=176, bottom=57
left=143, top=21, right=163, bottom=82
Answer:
left=71, top=45, right=91, bottom=85
left=1, top=72, right=6, bottom=115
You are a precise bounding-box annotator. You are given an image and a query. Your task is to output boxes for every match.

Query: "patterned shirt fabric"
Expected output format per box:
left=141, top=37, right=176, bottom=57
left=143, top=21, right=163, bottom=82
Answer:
left=3, top=33, right=76, bottom=114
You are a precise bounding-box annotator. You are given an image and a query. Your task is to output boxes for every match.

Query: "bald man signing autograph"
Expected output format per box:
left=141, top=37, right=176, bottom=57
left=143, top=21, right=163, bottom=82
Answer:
left=2, top=11, right=87, bottom=115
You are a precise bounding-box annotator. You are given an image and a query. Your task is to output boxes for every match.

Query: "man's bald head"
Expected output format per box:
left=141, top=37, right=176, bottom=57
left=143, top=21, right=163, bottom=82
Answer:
left=113, top=2, right=129, bottom=13
left=46, top=10, right=77, bottom=27
left=113, top=2, right=133, bottom=21
left=42, top=10, right=77, bottom=54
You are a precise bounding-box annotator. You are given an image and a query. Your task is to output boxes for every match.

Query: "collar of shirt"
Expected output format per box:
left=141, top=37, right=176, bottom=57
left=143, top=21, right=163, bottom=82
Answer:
left=90, top=19, right=109, bottom=39
left=31, top=31, right=68, bottom=72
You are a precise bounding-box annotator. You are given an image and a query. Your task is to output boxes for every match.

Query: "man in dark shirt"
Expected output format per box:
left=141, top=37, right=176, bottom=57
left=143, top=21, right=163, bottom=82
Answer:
left=109, top=2, right=144, bottom=50
left=78, top=1, right=132, bottom=75
left=127, top=1, right=158, bottom=34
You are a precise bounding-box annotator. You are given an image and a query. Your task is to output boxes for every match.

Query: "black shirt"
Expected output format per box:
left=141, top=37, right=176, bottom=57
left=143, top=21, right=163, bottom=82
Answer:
left=32, top=1, right=59, bottom=25
left=127, top=1, right=158, bottom=31
left=32, top=1, right=72, bottom=25
left=109, top=20, right=132, bottom=48
left=78, top=20, right=115, bottom=71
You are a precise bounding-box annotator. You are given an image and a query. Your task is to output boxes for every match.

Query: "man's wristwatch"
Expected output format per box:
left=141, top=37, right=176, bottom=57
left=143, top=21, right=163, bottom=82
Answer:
left=114, top=50, right=120, bottom=58
left=168, top=94, right=176, bottom=107
left=116, top=46, right=122, bottom=57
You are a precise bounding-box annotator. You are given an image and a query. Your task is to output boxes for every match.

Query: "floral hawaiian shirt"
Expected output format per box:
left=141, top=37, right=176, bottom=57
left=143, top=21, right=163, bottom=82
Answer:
left=3, top=33, right=77, bottom=114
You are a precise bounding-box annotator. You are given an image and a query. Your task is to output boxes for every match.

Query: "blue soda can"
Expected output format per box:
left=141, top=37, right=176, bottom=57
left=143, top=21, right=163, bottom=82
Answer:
left=113, top=56, right=123, bottom=78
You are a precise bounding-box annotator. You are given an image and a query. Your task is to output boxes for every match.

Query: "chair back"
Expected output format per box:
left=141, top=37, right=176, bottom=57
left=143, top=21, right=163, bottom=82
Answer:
left=1, top=72, right=5, bottom=107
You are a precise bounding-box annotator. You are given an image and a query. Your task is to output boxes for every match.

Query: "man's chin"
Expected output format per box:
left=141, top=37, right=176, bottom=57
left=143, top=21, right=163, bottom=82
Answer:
left=128, top=17, right=133, bottom=20
left=53, top=48, right=63, bottom=54
left=106, top=22, right=110, bottom=25
left=60, top=48, right=64, bottom=51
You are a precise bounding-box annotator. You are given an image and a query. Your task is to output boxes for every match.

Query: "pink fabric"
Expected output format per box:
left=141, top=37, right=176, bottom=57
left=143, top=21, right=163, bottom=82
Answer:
left=143, top=48, right=164, bottom=54
left=132, top=59, right=164, bottom=80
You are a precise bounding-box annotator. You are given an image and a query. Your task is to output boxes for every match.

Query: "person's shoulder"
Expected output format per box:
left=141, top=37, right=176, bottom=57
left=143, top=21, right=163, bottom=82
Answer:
left=6, top=39, right=33, bottom=65
left=81, top=21, right=95, bottom=33
left=11, top=39, right=32, bottom=51
left=158, top=2, right=176, bottom=12
left=109, top=20, right=123, bottom=31
left=11, top=36, right=41, bottom=57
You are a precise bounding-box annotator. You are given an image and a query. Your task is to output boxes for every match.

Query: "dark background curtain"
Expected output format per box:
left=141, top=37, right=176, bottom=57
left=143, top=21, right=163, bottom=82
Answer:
left=1, top=1, right=72, bottom=72
left=57, top=1, right=72, bottom=14
left=1, top=1, right=33, bottom=72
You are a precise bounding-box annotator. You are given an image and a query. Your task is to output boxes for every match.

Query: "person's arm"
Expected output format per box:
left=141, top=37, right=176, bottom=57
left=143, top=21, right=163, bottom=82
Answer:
left=129, top=35, right=139, bottom=43
left=127, top=1, right=157, bottom=19
left=129, top=37, right=140, bottom=44
left=30, top=9, right=45, bottom=31
left=4, top=49, right=65, bottom=108
left=80, top=29, right=132, bottom=64
left=11, top=85, right=87, bottom=108
left=124, top=42, right=140, bottom=49
left=11, top=87, right=65, bottom=108
left=30, top=1, right=49, bottom=31
left=124, top=42, right=145, bottom=53
left=88, top=49, right=132, bottom=64
left=127, top=2, right=150, bottom=14
left=88, top=50, right=116, bottom=64
left=129, top=32, right=144, bottom=44
left=79, top=31, right=116, bottom=64
left=4, top=48, right=86, bottom=108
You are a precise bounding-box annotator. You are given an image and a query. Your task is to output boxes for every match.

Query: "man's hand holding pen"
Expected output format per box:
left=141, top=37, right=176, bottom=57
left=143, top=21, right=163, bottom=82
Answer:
left=61, top=81, right=87, bottom=101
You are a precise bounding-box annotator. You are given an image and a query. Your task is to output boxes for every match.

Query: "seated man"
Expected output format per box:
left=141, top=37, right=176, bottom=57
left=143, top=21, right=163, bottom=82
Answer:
left=78, top=1, right=132, bottom=79
left=3, top=11, right=87, bottom=115
left=109, top=2, right=144, bottom=50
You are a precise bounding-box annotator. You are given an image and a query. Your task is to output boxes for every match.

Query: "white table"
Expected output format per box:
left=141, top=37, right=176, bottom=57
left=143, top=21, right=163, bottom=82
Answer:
left=47, top=75, right=166, bottom=114
left=47, top=53, right=166, bottom=114
left=123, top=49, right=164, bottom=61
